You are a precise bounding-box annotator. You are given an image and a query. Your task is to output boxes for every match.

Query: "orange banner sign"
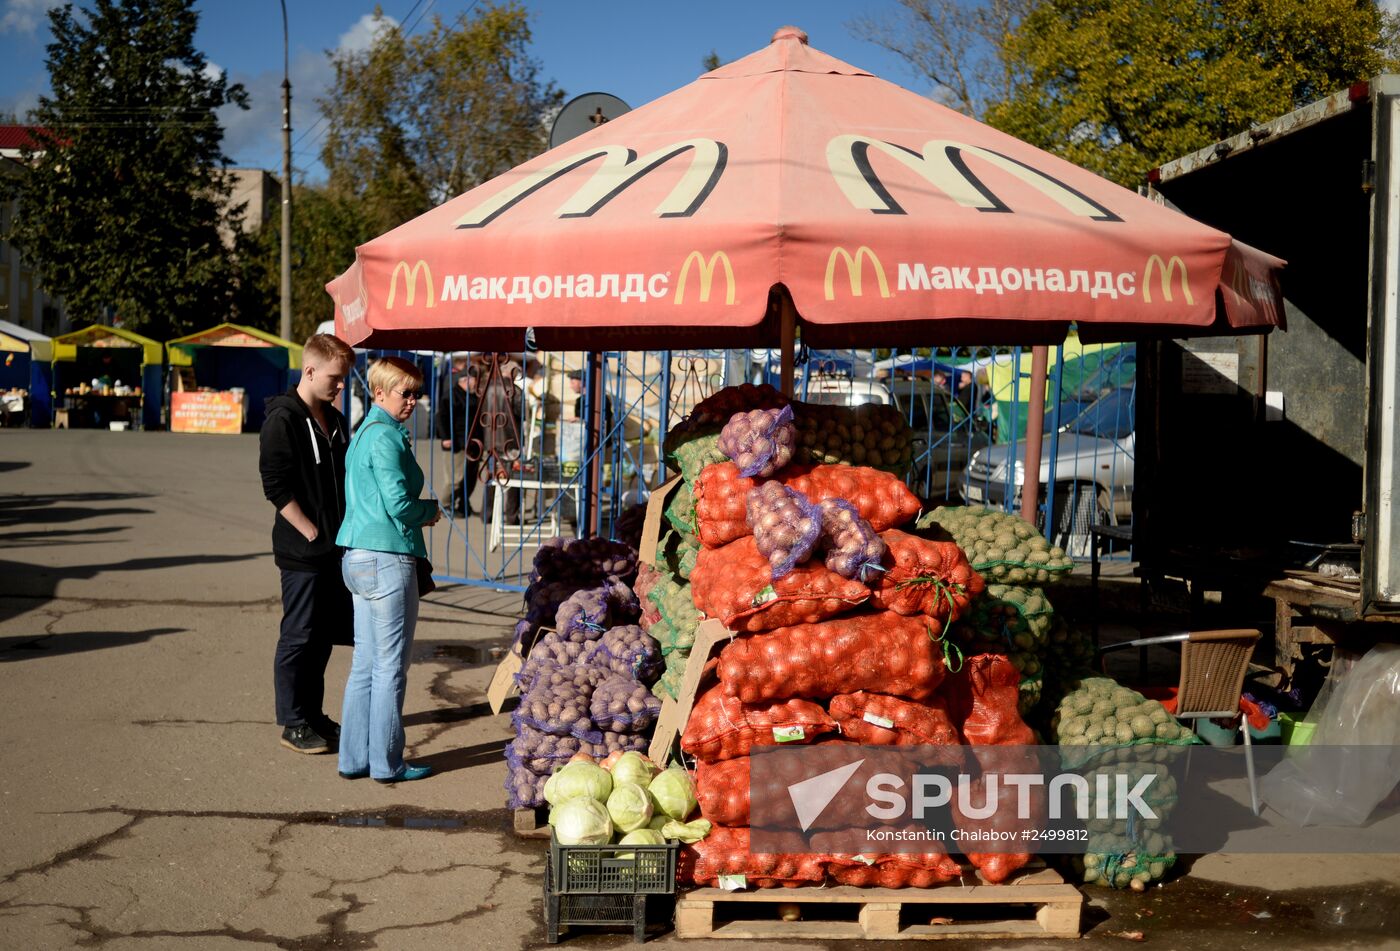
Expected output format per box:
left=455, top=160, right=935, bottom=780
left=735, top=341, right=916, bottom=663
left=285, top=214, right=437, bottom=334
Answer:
left=171, top=390, right=242, bottom=435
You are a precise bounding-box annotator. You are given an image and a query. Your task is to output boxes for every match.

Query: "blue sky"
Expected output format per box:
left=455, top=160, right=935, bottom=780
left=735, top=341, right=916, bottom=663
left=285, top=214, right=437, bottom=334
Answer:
left=0, top=0, right=932, bottom=181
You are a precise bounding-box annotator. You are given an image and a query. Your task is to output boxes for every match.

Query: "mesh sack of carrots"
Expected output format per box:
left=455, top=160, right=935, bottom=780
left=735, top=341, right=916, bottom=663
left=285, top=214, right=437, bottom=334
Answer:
left=828, top=691, right=963, bottom=748
left=868, top=529, right=983, bottom=620
left=690, top=536, right=871, bottom=632
left=681, top=684, right=837, bottom=762
left=678, top=826, right=829, bottom=889
left=694, top=462, right=922, bottom=548
left=718, top=610, right=946, bottom=703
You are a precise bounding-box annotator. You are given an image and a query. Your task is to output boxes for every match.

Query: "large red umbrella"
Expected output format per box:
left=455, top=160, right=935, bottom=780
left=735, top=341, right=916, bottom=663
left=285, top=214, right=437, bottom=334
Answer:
left=329, top=26, right=1283, bottom=356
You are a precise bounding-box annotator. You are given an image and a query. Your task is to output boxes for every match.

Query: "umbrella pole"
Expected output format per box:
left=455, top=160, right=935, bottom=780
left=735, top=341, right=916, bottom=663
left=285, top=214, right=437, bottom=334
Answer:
left=1021, top=345, right=1050, bottom=525
left=779, top=290, right=797, bottom=398
left=586, top=350, right=603, bottom=539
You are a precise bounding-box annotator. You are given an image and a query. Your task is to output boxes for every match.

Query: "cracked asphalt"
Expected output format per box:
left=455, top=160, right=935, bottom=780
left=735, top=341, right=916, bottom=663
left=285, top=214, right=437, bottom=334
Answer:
left=2, top=430, right=1398, bottom=951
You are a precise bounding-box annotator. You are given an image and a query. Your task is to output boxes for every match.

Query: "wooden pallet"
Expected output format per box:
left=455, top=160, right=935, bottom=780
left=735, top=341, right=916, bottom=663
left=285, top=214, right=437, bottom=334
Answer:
left=675, top=867, right=1082, bottom=941
left=513, top=806, right=551, bottom=839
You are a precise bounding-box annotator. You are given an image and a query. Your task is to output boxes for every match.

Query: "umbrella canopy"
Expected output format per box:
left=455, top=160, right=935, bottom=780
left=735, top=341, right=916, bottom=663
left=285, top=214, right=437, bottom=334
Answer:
left=329, top=26, right=1283, bottom=352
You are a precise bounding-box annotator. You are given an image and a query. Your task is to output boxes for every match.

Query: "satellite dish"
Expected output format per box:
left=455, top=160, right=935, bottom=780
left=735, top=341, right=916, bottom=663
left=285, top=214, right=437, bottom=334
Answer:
left=549, top=92, right=632, bottom=149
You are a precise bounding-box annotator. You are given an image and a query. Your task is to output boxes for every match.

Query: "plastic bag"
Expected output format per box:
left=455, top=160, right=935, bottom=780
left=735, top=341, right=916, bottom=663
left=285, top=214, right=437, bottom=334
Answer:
left=869, top=529, right=982, bottom=619
left=1261, top=643, right=1400, bottom=826
left=818, top=499, right=886, bottom=581
left=589, top=675, right=663, bottom=733
left=718, top=611, right=946, bottom=704
left=690, top=536, right=871, bottom=632
left=681, top=685, right=837, bottom=762
left=746, top=482, right=822, bottom=578
left=828, top=691, right=962, bottom=748
left=720, top=405, right=796, bottom=478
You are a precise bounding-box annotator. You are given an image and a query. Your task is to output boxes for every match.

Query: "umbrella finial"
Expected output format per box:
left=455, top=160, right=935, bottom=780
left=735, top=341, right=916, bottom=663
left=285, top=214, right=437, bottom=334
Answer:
left=772, top=25, right=808, bottom=45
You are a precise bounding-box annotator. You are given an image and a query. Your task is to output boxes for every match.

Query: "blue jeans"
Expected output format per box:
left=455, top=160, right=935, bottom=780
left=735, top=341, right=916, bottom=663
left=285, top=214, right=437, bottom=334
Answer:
left=339, top=550, right=419, bottom=780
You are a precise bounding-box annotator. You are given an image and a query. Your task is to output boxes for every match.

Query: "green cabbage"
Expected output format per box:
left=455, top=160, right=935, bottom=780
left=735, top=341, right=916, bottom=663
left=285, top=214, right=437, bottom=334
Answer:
left=606, top=781, right=655, bottom=833
left=610, top=751, right=660, bottom=788
left=549, top=797, right=613, bottom=845
left=661, top=818, right=712, bottom=844
left=616, top=828, right=667, bottom=860
left=646, top=814, right=670, bottom=831
left=649, top=767, right=698, bottom=821
left=543, top=761, right=612, bottom=806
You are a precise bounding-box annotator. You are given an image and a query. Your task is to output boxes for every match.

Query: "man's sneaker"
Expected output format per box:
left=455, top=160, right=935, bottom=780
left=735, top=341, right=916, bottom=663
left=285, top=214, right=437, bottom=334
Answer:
left=314, top=716, right=341, bottom=746
left=280, top=723, right=331, bottom=754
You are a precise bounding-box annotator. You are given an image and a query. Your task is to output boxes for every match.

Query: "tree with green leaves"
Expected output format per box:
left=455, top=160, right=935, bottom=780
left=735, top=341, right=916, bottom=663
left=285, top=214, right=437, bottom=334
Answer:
left=3, top=0, right=248, bottom=339
left=232, top=184, right=376, bottom=342
left=319, top=1, right=563, bottom=235
left=853, top=0, right=1400, bottom=186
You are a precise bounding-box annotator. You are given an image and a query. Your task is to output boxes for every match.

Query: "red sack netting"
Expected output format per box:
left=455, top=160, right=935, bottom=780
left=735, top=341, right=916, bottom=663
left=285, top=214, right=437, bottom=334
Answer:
left=634, top=562, right=663, bottom=629
left=694, top=463, right=922, bottom=549
left=814, top=828, right=963, bottom=888
left=828, top=691, right=963, bottom=748
left=944, top=653, right=1036, bottom=747
left=718, top=611, right=946, bottom=704
left=694, top=751, right=854, bottom=828
left=951, top=772, right=1042, bottom=884
left=678, top=826, right=829, bottom=889
left=681, top=684, right=837, bottom=762
left=695, top=755, right=759, bottom=827
left=690, top=536, right=871, bottom=632
left=868, top=529, right=984, bottom=620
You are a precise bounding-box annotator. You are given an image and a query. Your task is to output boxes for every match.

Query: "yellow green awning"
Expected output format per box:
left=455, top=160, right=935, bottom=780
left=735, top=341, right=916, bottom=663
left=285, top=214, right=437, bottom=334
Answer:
left=51, top=324, right=163, bottom=366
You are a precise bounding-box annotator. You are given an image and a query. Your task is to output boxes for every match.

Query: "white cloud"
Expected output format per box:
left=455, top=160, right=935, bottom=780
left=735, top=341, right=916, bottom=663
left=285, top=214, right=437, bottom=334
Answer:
left=0, top=0, right=60, bottom=35
left=203, top=61, right=224, bottom=83
left=336, top=12, right=398, bottom=55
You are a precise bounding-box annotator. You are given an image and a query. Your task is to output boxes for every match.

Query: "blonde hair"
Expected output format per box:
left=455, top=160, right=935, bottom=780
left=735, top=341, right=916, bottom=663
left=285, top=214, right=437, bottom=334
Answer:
left=302, top=333, right=353, bottom=368
left=367, top=356, right=423, bottom=396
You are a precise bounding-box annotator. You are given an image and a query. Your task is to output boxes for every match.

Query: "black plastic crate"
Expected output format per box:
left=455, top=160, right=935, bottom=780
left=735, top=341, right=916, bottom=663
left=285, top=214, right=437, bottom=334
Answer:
left=548, top=833, right=678, bottom=895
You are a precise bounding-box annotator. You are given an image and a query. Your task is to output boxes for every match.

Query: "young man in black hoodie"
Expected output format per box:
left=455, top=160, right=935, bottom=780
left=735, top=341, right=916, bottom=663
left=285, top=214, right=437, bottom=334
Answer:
left=259, top=334, right=355, bottom=754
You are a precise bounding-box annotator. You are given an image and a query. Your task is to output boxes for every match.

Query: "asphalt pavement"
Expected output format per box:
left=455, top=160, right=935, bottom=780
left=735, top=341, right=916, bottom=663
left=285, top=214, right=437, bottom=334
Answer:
left=1, top=429, right=1397, bottom=951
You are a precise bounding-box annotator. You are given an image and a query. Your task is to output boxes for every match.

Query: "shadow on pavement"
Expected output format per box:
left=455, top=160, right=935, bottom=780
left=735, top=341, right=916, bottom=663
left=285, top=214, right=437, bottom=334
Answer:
left=0, top=626, right=186, bottom=662
left=0, top=525, right=130, bottom=548
left=414, top=738, right=509, bottom=776
left=0, top=490, right=153, bottom=528
left=0, top=461, right=32, bottom=473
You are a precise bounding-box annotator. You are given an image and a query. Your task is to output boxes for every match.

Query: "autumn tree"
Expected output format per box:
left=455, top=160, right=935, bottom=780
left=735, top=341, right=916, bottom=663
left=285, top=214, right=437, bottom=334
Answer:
left=318, top=1, right=563, bottom=234
left=853, top=0, right=1400, bottom=185
left=3, top=0, right=247, bottom=338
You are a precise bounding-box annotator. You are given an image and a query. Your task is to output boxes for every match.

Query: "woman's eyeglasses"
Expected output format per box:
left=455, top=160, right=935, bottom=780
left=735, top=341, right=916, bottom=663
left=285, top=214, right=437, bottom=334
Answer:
left=393, top=388, right=423, bottom=401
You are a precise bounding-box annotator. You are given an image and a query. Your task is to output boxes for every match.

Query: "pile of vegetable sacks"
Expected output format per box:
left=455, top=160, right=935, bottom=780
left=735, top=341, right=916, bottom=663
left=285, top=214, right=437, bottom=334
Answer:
left=1051, top=677, right=1197, bottom=890
left=662, top=385, right=1062, bottom=889
left=542, top=751, right=711, bottom=847
left=506, top=540, right=667, bottom=810
left=919, top=506, right=1075, bottom=721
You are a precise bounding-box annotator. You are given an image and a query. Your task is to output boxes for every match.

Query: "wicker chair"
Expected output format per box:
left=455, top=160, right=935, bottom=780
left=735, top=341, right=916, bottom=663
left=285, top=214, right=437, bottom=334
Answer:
left=1099, top=628, right=1263, bottom=815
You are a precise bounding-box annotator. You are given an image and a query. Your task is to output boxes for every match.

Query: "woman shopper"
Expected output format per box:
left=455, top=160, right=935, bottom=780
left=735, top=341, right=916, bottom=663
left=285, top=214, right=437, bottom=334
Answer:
left=336, top=357, right=442, bottom=783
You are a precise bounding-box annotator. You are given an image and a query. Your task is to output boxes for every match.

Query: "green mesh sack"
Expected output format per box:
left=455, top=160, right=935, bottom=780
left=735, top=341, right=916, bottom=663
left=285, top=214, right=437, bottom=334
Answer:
left=1053, top=677, right=1198, bottom=769
left=670, top=427, right=727, bottom=488
left=790, top=401, right=914, bottom=473
left=664, top=481, right=698, bottom=536
left=1077, top=830, right=1177, bottom=890
left=654, top=649, right=690, bottom=702
left=661, top=528, right=701, bottom=582
left=964, top=583, right=1054, bottom=652
left=647, top=571, right=699, bottom=656
left=917, top=506, right=1074, bottom=583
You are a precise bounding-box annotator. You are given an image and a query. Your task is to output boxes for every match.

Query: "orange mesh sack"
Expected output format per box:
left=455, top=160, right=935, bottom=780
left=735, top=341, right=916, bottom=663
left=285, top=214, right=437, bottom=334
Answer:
left=828, top=691, right=963, bottom=748
left=945, top=653, right=1036, bottom=747
left=718, top=611, right=945, bottom=704
left=690, top=536, right=871, bottom=632
left=694, top=462, right=921, bottom=548
left=817, top=828, right=963, bottom=887
left=951, top=772, right=1041, bottom=883
left=678, top=826, right=829, bottom=889
left=681, top=684, right=837, bottom=762
left=869, top=529, right=984, bottom=619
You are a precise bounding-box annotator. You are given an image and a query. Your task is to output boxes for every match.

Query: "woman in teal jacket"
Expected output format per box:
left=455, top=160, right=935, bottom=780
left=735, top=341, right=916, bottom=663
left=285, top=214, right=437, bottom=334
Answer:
left=336, top=356, right=441, bottom=783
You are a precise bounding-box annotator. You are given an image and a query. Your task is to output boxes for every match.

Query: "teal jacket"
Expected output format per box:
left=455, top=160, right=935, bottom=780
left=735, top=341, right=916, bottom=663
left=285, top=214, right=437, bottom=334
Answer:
left=336, top=405, right=438, bottom=557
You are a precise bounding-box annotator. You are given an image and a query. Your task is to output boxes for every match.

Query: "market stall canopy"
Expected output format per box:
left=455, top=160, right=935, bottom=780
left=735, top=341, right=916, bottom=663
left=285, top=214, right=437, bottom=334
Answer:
left=166, top=323, right=303, bottom=369
left=329, top=26, right=1284, bottom=353
left=51, top=324, right=162, bottom=366
left=0, top=319, right=49, bottom=360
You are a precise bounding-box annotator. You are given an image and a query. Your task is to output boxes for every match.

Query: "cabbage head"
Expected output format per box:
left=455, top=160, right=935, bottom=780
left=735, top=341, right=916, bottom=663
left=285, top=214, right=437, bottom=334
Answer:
left=550, top=797, right=613, bottom=845
left=544, top=761, right=612, bottom=806
left=661, top=818, right=712, bottom=844
left=649, top=767, right=698, bottom=821
left=607, top=781, right=654, bottom=833
left=610, top=751, right=660, bottom=788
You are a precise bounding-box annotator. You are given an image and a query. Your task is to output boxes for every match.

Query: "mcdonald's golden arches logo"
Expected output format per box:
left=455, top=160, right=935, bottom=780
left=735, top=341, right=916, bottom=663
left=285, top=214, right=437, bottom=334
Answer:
left=1142, top=255, right=1193, bottom=305
left=388, top=260, right=435, bottom=309
left=825, top=246, right=890, bottom=301
left=674, top=250, right=735, bottom=305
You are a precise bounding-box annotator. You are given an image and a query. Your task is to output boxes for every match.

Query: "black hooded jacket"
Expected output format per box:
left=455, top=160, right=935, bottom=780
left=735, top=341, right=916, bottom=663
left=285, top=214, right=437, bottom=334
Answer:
left=259, top=388, right=349, bottom=572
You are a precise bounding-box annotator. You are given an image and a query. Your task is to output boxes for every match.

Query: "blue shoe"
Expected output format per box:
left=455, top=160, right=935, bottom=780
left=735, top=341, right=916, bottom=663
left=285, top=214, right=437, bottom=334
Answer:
left=374, top=763, right=432, bottom=784
left=338, top=768, right=369, bottom=780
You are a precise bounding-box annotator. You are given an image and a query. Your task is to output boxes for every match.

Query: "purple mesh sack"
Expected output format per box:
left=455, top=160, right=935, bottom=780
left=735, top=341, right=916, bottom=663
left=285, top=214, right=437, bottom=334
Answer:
left=504, top=756, right=549, bottom=809
left=819, top=498, right=888, bottom=582
left=589, top=675, right=664, bottom=733
left=719, top=405, right=797, bottom=478
left=582, top=624, right=663, bottom=684
left=517, top=631, right=590, bottom=692
left=555, top=578, right=641, bottom=644
left=514, top=664, right=607, bottom=742
left=745, top=481, right=822, bottom=579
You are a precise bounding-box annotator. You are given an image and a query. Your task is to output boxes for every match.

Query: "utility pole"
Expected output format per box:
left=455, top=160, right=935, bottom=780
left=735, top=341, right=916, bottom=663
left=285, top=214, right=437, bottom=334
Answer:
left=279, top=0, right=293, bottom=343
